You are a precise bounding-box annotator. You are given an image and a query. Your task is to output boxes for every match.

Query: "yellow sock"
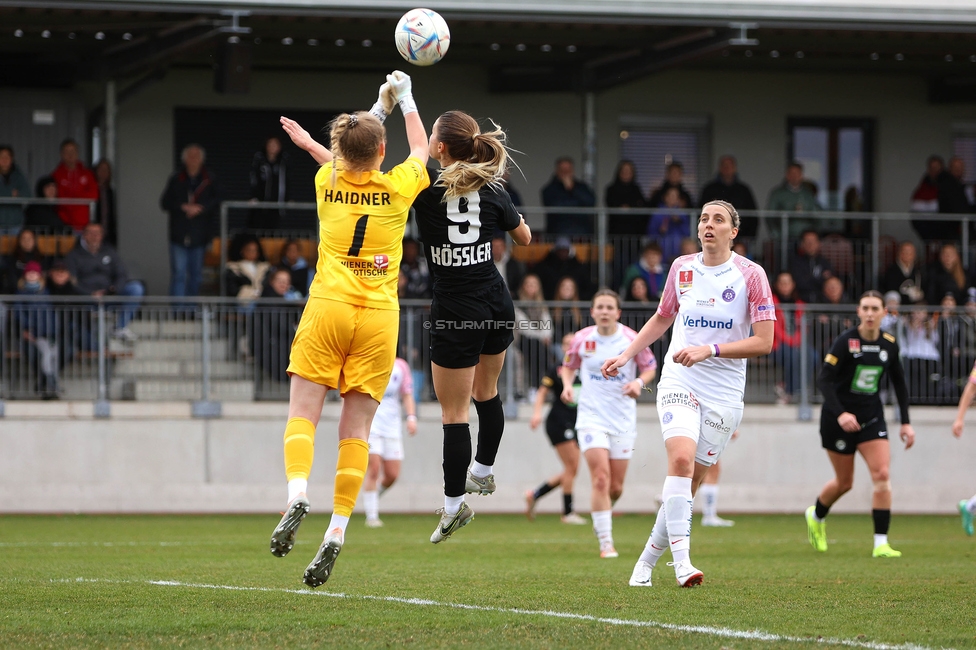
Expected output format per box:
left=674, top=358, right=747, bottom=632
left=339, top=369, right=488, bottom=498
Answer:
left=333, top=438, right=369, bottom=517
left=283, top=417, right=316, bottom=481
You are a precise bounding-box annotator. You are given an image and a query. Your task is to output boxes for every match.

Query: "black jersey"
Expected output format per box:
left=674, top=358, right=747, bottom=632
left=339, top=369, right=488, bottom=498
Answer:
left=414, top=168, right=522, bottom=293
left=818, top=327, right=910, bottom=424
left=541, top=364, right=579, bottom=423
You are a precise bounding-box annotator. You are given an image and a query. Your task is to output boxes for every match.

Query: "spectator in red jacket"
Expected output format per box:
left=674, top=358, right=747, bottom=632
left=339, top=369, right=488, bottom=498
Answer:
left=771, top=271, right=816, bottom=405
left=51, top=139, right=98, bottom=232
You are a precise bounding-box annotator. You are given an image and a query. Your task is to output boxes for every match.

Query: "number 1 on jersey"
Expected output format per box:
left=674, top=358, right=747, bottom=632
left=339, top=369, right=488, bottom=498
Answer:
left=348, top=214, right=368, bottom=256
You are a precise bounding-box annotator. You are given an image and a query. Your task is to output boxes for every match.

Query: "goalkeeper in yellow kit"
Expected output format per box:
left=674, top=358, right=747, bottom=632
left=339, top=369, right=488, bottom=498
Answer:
left=270, top=71, right=429, bottom=588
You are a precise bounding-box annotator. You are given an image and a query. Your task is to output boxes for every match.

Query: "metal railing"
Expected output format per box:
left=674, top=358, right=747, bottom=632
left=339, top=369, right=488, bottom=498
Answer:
left=0, top=197, right=97, bottom=232
left=0, top=295, right=969, bottom=418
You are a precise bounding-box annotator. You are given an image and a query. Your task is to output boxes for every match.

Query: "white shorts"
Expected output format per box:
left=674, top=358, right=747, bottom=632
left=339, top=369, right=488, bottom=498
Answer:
left=656, top=383, right=742, bottom=467
left=577, top=428, right=637, bottom=460
left=367, top=434, right=404, bottom=461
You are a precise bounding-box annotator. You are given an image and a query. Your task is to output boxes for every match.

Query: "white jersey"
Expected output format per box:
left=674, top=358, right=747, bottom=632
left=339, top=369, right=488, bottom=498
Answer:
left=564, top=324, right=656, bottom=435
left=369, top=358, right=413, bottom=438
left=657, top=252, right=775, bottom=405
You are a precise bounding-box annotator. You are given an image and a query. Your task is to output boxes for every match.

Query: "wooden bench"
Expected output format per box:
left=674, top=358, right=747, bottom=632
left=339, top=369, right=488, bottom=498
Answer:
left=0, top=234, right=76, bottom=257
left=204, top=236, right=318, bottom=267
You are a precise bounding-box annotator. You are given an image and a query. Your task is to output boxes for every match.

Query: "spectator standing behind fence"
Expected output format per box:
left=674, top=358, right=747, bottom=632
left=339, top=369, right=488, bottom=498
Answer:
left=160, top=144, right=219, bottom=297
left=252, top=268, right=303, bottom=382
left=25, top=177, right=67, bottom=233
left=535, top=236, right=591, bottom=300
left=938, top=156, right=973, bottom=217
left=619, top=242, right=664, bottom=301
left=541, top=157, right=596, bottom=236
left=277, top=239, right=310, bottom=297
left=647, top=162, right=694, bottom=209
left=399, top=237, right=431, bottom=299
left=910, top=155, right=943, bottom=213
left=790, top=230, right=834, bottom=304
left=699, top=156, right=758, bottom=238
left=605, top=160, right=648, bottom=236
left=14, top=261, right=60, bottom=398
left=647, top=186, right=690, bottom=266
left=492, top=234, right=525, bottom=298
left=514, top=274, right=555, bottom=391
left=902, top=306, right=942, bottom=403
left=937, top=293, right=966, bottom=401
left=93, top=159, right=118, bottom=248
left=882, top=241, right=926, bottom=307
left=2, top=228, right=48, bottom=294
left=65, top=222, right=144, bottom=341
left=0, top=145, right=30, bottom=233
left=767, top=162, right=821, bottom=239
left=248, top=136, right=289, bottom=231
left=51, top=139, right=98, bottom=233
left=926, top=243, right=971, bottom=306
left=772, top=271, right=814, bottom=406
left=551, top=276, right=583, bottom=345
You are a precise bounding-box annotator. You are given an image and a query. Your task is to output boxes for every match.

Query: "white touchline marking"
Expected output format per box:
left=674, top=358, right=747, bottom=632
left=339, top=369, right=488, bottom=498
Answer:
left=57, top=578, right=938, bottom=650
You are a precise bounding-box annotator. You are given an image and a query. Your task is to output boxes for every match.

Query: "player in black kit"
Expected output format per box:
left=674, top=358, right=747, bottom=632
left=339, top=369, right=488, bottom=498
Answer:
left=805, top=290, right=915, bottom=558
left=413, top=110, right=532, bottom=543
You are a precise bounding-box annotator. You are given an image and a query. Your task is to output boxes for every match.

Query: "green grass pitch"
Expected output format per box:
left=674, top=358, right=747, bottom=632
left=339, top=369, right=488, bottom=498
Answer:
left=1, top=512, right=975, bottom=649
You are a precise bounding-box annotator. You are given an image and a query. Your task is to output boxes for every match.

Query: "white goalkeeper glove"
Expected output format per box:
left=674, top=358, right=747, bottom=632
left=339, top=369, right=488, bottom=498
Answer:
left=386, top=70, right=417, bottom=115
left=368, top=81, right=396, bottom=123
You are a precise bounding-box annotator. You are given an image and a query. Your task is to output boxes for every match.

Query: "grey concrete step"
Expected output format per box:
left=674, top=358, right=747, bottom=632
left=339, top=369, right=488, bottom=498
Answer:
left=133, top=380, right=254, bottom=401
left=132, top=339, right=231, bottom=361
left=128, top=320, right=205, bottom=338
left=114, top=359, right=249, bottom=379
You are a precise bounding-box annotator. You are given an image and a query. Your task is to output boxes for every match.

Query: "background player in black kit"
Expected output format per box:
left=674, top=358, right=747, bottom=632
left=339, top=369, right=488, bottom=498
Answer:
left=413, top=111, right=532, bottom=543
left=805, top=290, right=915, bottom=558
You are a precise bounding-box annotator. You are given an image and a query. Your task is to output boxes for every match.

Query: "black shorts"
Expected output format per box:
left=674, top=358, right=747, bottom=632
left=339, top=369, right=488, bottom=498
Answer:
left=545, top=414, right=578, bottom=447
left=429, top=281, right=516, bottom=369
left=820, top=409, right=889, bottom=455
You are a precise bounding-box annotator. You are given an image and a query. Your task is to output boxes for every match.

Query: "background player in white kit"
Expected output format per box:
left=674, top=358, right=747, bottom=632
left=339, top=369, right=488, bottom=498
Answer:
left=362, top=357, right=417, bottom=528
left=602, top=200, right=774, bottom=587
left=561, top=289, right=657, bottom=558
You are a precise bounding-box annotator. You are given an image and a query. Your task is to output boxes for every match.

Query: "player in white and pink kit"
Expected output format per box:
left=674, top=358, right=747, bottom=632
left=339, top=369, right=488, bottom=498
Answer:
left=602, top=200, right=775, bottom=587
left=562, top=289, right=657, bottom=558
left=362, top=358, right=417, bottom=527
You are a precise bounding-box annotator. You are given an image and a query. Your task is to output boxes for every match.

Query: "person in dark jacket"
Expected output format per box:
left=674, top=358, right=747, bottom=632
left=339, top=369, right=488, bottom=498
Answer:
left=252, top=268, right=303, bottom=382
left=2, top=228, right=49, bottom=294
left=0, top=144, right=31, bottom=232
left=541, top=157, right=596, bottom=235
left=248, top=136, right=289, bottom=231
left=605, top=160, right=648, bottom=236
left=699, top=156, right=758, bottom=238
left=647, top=162, right=694, bottom=209
left=93, top=159, right=118, bottom=248
left=160, top=143, right=219, bottom=297
left=534, top=237, right=592, bottom=300
left=24, top=177, right=69, bottom=234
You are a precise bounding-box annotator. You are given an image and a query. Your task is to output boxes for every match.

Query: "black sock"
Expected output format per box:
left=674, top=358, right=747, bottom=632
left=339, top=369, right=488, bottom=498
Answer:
left=533, top=482, right=555, bottom=500
left=473, top=394, right=505, bottom=467
left=443, top=423, right=471, bottom=498
left=815, top=498, right=831, bottom=520
left=563, top=493, right=573, bottom=515
left=872, top=508, right=891, bottom=535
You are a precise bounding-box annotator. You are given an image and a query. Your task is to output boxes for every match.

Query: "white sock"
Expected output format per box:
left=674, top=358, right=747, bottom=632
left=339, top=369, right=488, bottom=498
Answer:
left=591, top=509, right=613, bottom=546
left=700, top=484, right=719, bottom=519
left=287, top=478, right=308, bottom=504
left=327, top=514, right=350, bottom=537
left=470, top=461, right=492, bottom=478
left=638, top=504, right=669, bottom=567
left=444, top=495, right=465, bottom=516
left=363, top=490, right=379, bottom=521
left=874, top=533, right=888, bottom=549
left=662, top=475, right=693, bottom=564
left=966, top=495, right=976, bottom=514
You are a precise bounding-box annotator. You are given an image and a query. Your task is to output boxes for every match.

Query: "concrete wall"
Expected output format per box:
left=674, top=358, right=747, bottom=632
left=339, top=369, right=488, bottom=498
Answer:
left=103, top=65, right=976, bottom=293
left=1, top=402, right=971, bottom=515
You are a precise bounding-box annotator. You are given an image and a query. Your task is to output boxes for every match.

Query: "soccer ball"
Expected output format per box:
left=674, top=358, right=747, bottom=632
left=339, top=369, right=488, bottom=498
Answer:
left=395, top=8, right=450, bottom=66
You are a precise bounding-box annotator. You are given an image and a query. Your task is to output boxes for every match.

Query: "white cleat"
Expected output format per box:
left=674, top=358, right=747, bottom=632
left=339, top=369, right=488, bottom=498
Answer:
left=599, top=541, right=619, bottom=559
left=364, top=518, right=384, bottom=528
left=628, top=561, right=653, bottom=587
left=701, top=515, right=735, bottom=527
left=669, top=560, right=703, bottom=587
left=560, top=512, right=587, bottom=525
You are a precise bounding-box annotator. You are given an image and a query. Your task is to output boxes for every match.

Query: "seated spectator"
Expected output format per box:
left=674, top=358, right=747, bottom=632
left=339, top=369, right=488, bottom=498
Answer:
left=534, top=236, right=591, bottom=300
left=771, top=271, right=816, bottom=405
left=65, top=222, right=144, bottom=340
left=551, top=276, right=583, bottom=343
left=910, top=155, right=943, bottom=213
left=901, top=305, right=942, bottom=404
left=0, top=144, right=30, bottom=233
left=605, top=160, right=648, bottom=236
left=938, top=293, right=966, bottom=402
left=619, top=242, right=664, bottom=300
left=277, top=239, right=310, bottom=296
left=93, top=159, right=118, bottom=248
left=624, top=276, right=653, bottom=304
left=881, top=240, right=926, bottom=306
left=789, top=230, right=834, bottom=303
left=24, top=177, right=69, bottom=234
left=13, top=261, right=59, bottom=398
left=926, top=243, right=970, bottom=305
left=648, top=161, right=693, bottom=208
left=647, top=186, right=690, bottom=265
left=2, top=228, right=48, bottom=294
left=514, top=274, right=554, bottom=390
left=248, top=136, right=289, bottom=230
left=51, top=138, right=98, bottom=232
left=816, top=276, right=853, bottom=355
left=400, top=237, right=431, bottom=299
left=492, top=234, right=525, bottom=298
left=766, top=161, right=821, bottom=239
left=224, top=236, right=271, bottom=300
left=699, top=155, right=758, bottom=237
left=252, top=268, right=303, bottom=382
left=881, top=291, right=902, bottom=333
left=541, top=157, right=596, bottom=235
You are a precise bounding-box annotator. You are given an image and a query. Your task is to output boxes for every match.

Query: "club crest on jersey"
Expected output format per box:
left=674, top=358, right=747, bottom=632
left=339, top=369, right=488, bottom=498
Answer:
left=879, top=350, right=888, bottom=362
left=679, top=270, right=693, bottom=292
left=848, top=339, right=861, bottom=354
left=662, top=412, right=673, bottom=424
left=722, top=288, right=736, bottom=302
left=583, top=340, right=597, bottom=356
left=373, top=254, right=389, bottom=270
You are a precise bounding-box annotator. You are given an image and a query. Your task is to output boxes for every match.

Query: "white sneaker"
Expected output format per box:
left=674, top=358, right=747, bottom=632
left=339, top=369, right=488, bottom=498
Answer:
left=364, top=518, right=384, bottom=528
left=628, top=560, right=654, bottom=587
left=560, top=512, right=587, bottom=525
left=701, top=515, right=735, bottom=527
left=669, top=560, right=703, bottom=587
left=112, top=326, right=138, bottom=343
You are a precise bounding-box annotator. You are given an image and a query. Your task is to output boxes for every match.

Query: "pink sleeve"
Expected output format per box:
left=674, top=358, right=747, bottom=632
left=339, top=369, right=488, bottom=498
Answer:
left=656, top=258, right=681, bottom=318
left=562, top=328, right=587, bottom=370
left=396, top=359, right=414, bottom=395
left=743, top=263, right=776, bottom=323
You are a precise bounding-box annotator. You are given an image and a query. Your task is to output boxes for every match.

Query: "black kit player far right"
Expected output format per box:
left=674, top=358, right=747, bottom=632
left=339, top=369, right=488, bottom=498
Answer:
left=818, top=327, right=910, bottom=453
